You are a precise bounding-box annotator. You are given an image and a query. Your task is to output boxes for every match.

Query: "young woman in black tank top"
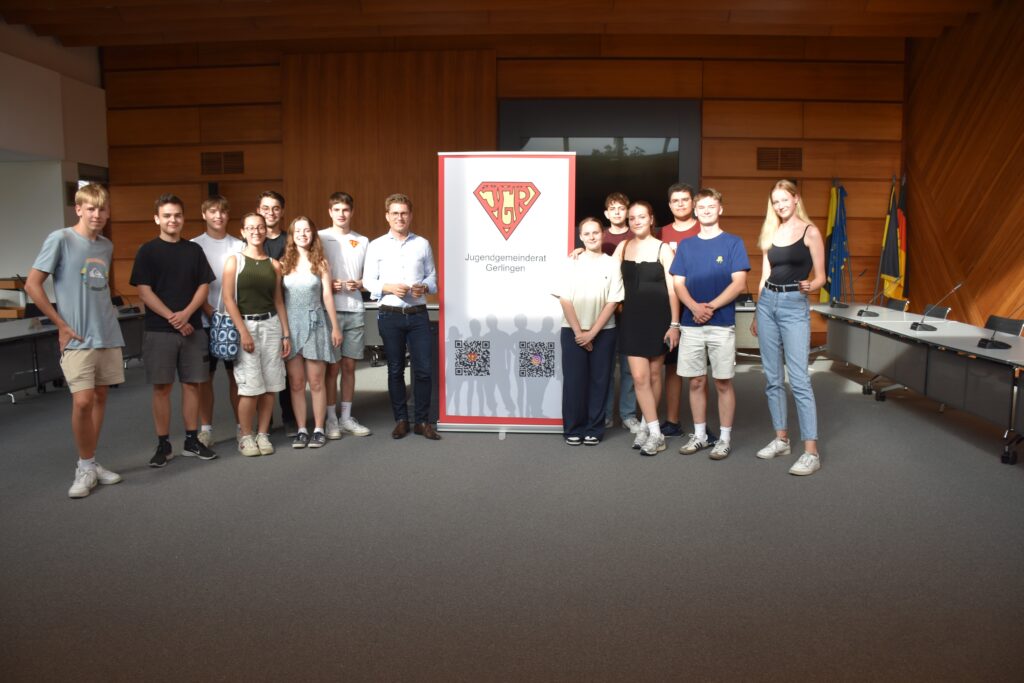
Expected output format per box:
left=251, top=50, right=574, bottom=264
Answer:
left=613, top=200, right=680, bottom=456
left=751, top=180, right=826, bottom=476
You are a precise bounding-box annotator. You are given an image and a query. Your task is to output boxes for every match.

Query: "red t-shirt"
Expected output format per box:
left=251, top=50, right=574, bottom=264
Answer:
left=660, top=222, right=699, bottom=252
left=601, top=228, right=632, bottom=256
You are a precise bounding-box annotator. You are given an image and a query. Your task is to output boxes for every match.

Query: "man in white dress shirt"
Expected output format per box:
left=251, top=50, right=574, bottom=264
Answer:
left=363, top=193, right=440, bottom=440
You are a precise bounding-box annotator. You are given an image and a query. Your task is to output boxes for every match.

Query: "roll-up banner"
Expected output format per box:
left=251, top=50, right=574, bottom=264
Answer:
left=438, top=152, right=576, bottom=432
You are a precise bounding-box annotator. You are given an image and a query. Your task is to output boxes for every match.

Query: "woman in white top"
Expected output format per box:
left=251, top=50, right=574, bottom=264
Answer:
left=281, top=217, right=343, bottom=449
left=555, top=217, right=625, bottom=445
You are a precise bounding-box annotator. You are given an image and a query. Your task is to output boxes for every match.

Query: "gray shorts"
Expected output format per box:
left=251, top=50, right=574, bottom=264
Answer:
left=143, top=330, right=210, bottom=385
left=337, top=310, right=365, bottom=360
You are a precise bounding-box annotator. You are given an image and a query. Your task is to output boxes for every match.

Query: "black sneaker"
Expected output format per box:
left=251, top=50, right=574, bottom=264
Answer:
left=292, top=432, right=310, bottom=449
left=308, top=432, right=327, bottom=449
left=660, top=421, right=682, bottom=437
left=149, top=441, right=173, bottom=468
left=183, top=437, right=218, bottom=461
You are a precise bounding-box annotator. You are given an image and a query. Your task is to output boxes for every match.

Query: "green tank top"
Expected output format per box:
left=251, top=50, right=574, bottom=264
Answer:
left=236, top=255, right=276, bottom=315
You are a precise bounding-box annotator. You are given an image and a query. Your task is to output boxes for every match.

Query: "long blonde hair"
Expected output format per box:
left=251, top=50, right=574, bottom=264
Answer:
left=758, top=179, right=813, bottom=250
left=281, top=216, right=328, bottom=276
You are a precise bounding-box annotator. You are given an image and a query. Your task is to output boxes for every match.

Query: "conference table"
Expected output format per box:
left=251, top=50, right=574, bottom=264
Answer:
left=0, top=309, right=144, bottom=400
left=814, top=303, right=1024, bottom=464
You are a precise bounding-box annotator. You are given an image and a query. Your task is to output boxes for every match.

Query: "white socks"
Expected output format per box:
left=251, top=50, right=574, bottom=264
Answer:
left=694, top=422, right=707, bottom=440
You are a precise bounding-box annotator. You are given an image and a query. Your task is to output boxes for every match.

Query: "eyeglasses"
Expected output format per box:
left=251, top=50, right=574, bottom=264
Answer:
left=244, top=225, right=267, bottom=233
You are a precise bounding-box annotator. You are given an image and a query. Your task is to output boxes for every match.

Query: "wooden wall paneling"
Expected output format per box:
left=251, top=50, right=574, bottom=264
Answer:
left=103, top=44, right=282, bottom=71
left=801, top=36, right=906, bottom=62
left=702, top=100, right=804, bottom=139
left=199, top=105, right=282, bottom=143
left=702, top=139, right=901, bottom=179
left=107, top=108, right=201, bottom=146
left=498, top=59, right=702, bottom=98
left=108, top=144, right=283, bottom=184
left=215, top=181, right=286, bottom=217
left=105, top=66, right=282, bottom=108
left=905, top=0, right=1024, bottom=322
left=803, top=102, right=903, bottom=140
left=702, top=60, right=904, bottom=101
left=109, top=184, right=204, bottom=222
left=800, top=179, right=895, bottom=218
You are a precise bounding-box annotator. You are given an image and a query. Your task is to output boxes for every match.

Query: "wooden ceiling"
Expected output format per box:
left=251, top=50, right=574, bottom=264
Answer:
left=0, top=0, right=997, bottom=48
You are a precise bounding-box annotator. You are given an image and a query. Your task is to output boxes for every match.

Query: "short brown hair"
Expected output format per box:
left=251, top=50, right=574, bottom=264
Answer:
left=667, top=183, right=695, bottom=200
left=258, top=190, right=285, bottom=208
left=154, top=193, right=184, bottom=213
left=604, top=192, right=629, bottom=209
left=201, top=195, right=230, bottom=214
left=385, top=193, right=413, bottom=212
left=695, top=187, right=722, bottom=204
left=329, top=192, right=354, bottom=210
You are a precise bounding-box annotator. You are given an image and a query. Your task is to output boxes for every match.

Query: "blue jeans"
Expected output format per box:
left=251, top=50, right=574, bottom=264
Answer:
left=604, top=353, right=636, bottom=420
left=378, top=310, right=433, bottom=424
left=562, top=327, right=617, bottom=439
left=756, top=288, right=818, bottom=441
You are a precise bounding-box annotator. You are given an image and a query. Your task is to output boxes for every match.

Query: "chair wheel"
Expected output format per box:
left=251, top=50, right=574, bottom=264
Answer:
left=875, top=392, right=886, bottom=401
left=862, top=384, right=873, bottom=395
left=1002, top=450, right=1018, bottom=465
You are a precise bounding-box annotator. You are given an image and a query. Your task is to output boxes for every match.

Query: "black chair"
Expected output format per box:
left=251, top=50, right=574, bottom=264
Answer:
left=735, top=293, right=754, bottom=306
left=885, top=297, right=909, bottom=312
left=984, top=315, right=1024, bottom=336
left=922, top=304, right=951, bottom=319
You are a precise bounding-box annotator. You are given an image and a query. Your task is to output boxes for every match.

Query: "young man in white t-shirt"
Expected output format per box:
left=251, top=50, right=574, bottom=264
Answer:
left=192, top=196, right=244, bottom=446
left=319, top=192, right=371, bottom=438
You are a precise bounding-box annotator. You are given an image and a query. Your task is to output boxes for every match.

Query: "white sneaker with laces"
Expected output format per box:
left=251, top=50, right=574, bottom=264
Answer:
left=325, top=415, right=342, bottom=440
left=640, top=432, right=666, bottom=456
left=789, top=452, right=821, bottom=476
left=709, top=440, right=731, bottom=460
left=68, top=468, right=98, bottom=498
left=94, top=463, right=122, bottom=485
left=757, top=437, right=791, bottom=459
left=340, top=416, right=371, bottom=437
left=631, top=423, right=650, bottom=450
left=238, top=435, right=260, bottom=457
left=623, top=416, right=642, bottom=433
left=678, top=434, right=710, bottom=455
left=256, top=433, right=275, bottom=455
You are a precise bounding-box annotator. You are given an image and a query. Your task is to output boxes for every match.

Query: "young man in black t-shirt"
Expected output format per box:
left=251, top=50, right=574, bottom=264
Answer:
left=130, top=194, right=217, bottom=467
left=256, top=189, right=295, bottom=433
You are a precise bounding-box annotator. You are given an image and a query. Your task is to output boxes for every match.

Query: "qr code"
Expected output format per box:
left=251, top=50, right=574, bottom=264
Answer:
left=518, top=341, right=555, bottom=378
left=454, top=339, right=490, bottom=376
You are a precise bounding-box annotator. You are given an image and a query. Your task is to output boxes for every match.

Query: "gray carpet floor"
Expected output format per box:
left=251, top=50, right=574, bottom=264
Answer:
left=2, top=357, right=1024, bottom=682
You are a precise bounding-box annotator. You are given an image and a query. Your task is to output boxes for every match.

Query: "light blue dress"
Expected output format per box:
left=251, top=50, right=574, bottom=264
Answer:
left=283, top=271, right=340, bottom=363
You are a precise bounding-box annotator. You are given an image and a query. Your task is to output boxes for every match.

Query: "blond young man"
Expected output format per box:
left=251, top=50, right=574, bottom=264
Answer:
left=25, top=184, right=125, bottom=498
left=319, top=192, right=371, bottom=438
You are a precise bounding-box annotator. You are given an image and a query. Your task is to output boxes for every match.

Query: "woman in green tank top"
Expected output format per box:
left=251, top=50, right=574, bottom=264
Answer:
left=222, top=212, right=291, bottom=457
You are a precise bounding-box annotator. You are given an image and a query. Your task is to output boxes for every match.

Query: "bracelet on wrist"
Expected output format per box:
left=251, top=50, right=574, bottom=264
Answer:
left=669, top=322, right=681, bottom=329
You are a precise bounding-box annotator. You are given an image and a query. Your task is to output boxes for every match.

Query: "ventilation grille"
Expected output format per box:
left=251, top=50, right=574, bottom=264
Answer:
left=201, top=151, right=245, bottom=175
left=756, top=147, right=802, bottom=171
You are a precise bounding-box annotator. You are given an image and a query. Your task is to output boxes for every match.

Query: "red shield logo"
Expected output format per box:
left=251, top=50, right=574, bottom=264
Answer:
left=473, top=182, right=541, bottom=241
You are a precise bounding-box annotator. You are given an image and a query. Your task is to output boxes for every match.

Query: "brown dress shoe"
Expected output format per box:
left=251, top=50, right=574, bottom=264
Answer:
left=413, top=422, right=442, bottom=440
left=391, top=420, right=410, bottom=439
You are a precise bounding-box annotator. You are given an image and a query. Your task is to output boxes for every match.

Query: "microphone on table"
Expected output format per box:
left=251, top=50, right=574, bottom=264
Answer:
left=856, top=275, right=902, bottom=318
left=910, top=281, right=963, bottom=331
left=978, top=301, right=1024, bottom=350
left=829, top=268, right=867, bottom=309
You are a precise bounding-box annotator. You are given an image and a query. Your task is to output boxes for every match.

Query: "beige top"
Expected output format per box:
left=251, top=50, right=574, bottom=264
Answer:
left=553, top=253, right=625, bottom=330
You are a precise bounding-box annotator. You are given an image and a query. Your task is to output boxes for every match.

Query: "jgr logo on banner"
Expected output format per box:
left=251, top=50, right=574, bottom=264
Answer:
left=473, top=182, right=541, bottom=241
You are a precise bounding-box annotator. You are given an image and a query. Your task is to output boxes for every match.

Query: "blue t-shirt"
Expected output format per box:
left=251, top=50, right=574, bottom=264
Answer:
left=669, top=232, right=750, bottom=327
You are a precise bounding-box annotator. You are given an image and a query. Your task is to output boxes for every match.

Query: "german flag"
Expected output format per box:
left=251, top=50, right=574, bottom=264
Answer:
left=880, top=176, right=906, bottom=299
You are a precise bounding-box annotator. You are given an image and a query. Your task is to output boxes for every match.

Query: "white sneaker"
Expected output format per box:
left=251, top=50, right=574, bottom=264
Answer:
left=325, top=415, right=342, bottom=440
left=198, top=430, right=214, bottom=448
left=238, top=435, right=260, bottom=457
left=94, top=463, right=122, bottom=485
left=640, top=432, right=666, bottom=456
left=631, top=423, right=649, bottom=450
left=68, top=468, right=98, bottom=498
left=757, top=437, right=791, bottom=459
left=622, top=416, right=642, bottom=433
left=789, top=452, right=821, bottom=476
left=340, top=416, right=371, bottom=437
left=678, top=434, right=710, bottom=455
left=709, top=440, right=731, bottom=460
left=256, top=433, right=275, bottom=455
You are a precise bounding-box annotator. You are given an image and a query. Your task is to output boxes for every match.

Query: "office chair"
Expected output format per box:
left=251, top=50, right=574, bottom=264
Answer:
left=923, top=304, right=951, bottom=319
left=884, top=297, right=909, bottom=312
left=984, top=315, right=1024, bottom=336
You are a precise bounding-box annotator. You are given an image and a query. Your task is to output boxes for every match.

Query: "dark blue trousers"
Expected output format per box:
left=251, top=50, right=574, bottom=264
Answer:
left=378, top=310, right=433, bottom=424
left=560, top=326, right=617, bottom=440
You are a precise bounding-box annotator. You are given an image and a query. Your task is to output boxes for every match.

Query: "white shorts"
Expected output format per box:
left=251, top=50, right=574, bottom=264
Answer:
left=233, top=316, right=287, bottom=396
left=677, top=325, right=736, bottom=380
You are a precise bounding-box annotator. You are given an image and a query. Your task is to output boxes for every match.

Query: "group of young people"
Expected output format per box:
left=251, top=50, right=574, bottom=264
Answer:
left=555, top=180, right=827, bottom=476
left=28, top=184, right=439, bottom=499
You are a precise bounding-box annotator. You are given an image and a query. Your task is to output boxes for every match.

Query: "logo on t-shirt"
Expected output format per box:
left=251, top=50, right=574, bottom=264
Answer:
left=349, top=240, right=359, bottom=248
left=716, top=256, right=724, bottom=264
left=81, top=257, right=109, bottom=292
left=473, top=181, right=541, bottom=241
